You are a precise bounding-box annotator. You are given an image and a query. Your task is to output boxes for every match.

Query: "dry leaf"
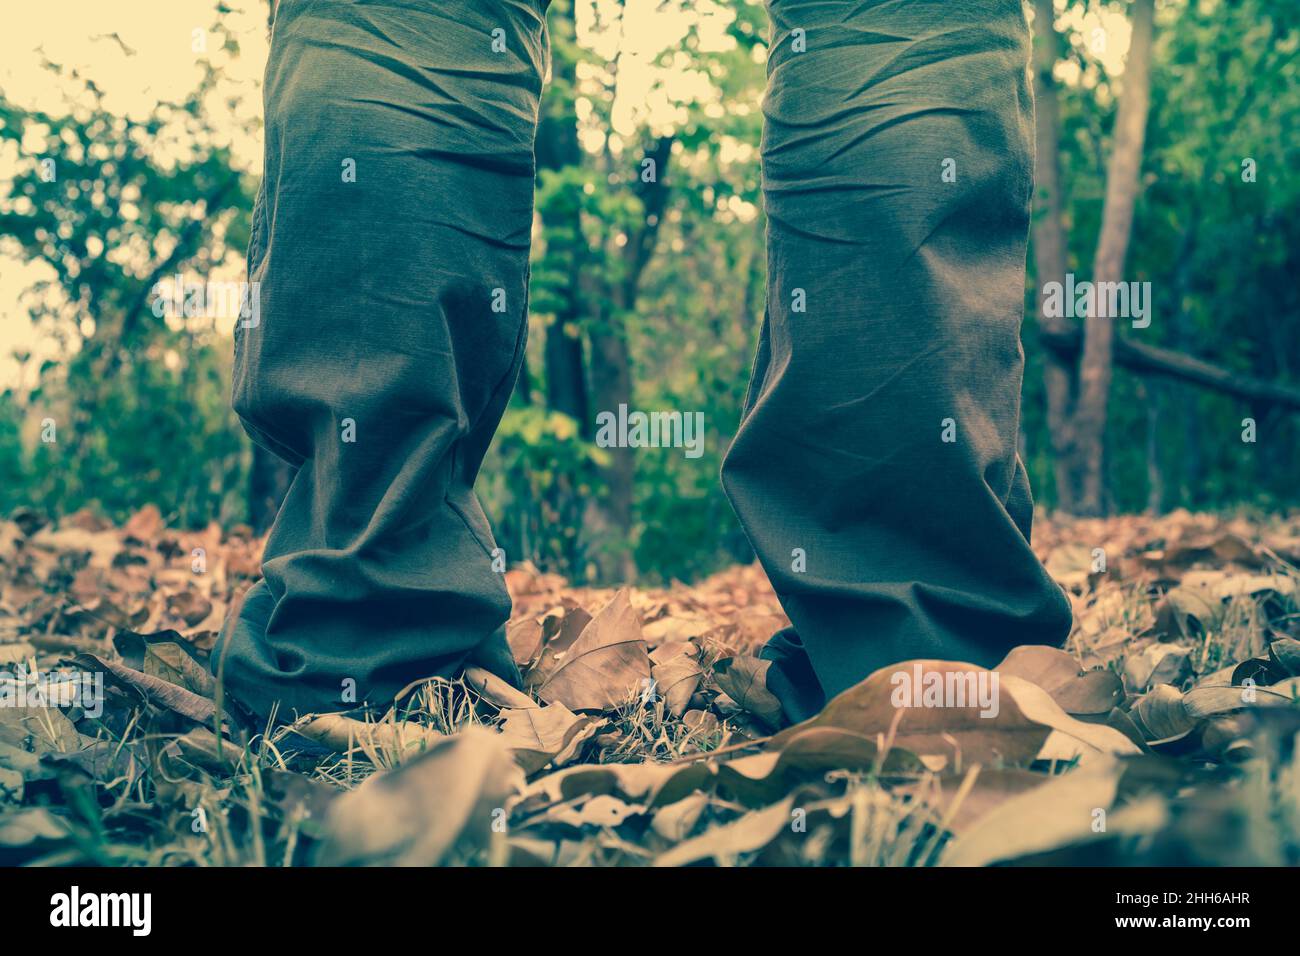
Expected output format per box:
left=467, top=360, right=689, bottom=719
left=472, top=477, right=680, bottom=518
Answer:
left=769, top=661, right=1138, bottom=768
left=535, top=589, right=651, bottom=711
left=294, top=713, right=444, bottom=760
left=712, top=656, right=783, bottom=727
left=74, top=653, right=217, bottom=725
left=506, top=617, right=544, bottom=669
left=1131, top=684, right=1195, bottom=742
left=654, top=796, right=795, bottom=867
left=651, top=651, right=702, bottom=718
left=997, top=644, right=1124, bottom=714
left=313, top=726, right=522, bottom=866
left=942, top=758, right=1124, bottom=866
left=497, top=703, right=602, bottom=774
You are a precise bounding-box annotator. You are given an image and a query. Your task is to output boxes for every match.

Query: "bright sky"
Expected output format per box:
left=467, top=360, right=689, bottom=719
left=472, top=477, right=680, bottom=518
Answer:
left=0, top=0, right=269, bottom=388
left=0, top=0, right=1125, bottom=389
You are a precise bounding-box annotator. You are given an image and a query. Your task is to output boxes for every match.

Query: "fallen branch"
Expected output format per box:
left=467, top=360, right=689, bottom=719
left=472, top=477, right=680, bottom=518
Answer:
left=1039, top=326, right=1300, bottom=410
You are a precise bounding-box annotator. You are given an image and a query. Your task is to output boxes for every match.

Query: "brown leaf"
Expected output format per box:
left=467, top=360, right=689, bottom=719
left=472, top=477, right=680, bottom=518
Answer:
left=942, top=758, right=1125, bottom=866
left=31, top=526, right=121, bottom=570
left=313, top=726, right=522, bottom=866
left=1122, top=643, right=1192, bottom=693
left=464, top=665, right=538, bottom=711
left=497, top=703, right=602, bottom=774
left=74, top=653, right=217, bottom=725
left=1182, top=679, right=1300, bottom=718
left=123, top=504, right=165, bottom=542
left=294, top=713, right=444, bottom=761
left=997, top=644, right=1124, bottom=714
left=165, top=589, right=213, bottom=628
left=0, top=705, right=81, bottom=755
left=506, top=617, right=545, bottom=669
left=523, top=606, right=593, bottom=689
left=1268, top=638, right=1300, bottom=677
left=143, top=641, right=216, bottom=698
left=654, top=796, right=795, bottom=867
left=712, top=656, right=783, bottom=728
left=769, top=661, right=1138, bottom=769
left=541, top=794, right=644, bottom=829
left=0, top=643, right=36, bottom=667
left=520, top=759, right=712, bottom=812
left=917, top=767, right=1054, bottom=834
left=642, top=614, right=710, bottom=646
left=1131, top=684, right=1195, bottom=742
left=651, top=651, right=702, bottom=718
left=535, top=589, right=651, bottom=711
left=722, top=727, right=922, bottom=805
left=651, top=792, right=710, bottom=842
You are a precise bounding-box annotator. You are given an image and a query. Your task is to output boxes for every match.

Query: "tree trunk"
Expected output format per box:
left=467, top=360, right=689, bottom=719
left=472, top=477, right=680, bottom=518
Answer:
left=586, top=323, right=636, bottom=582
left=1071, top=0, right=1156, bottom=515
left=1030, top=0, right=1080, bottom=511
left=537, top=0, right=590, bottom=429
left=585, top=136, right=673, bottom=584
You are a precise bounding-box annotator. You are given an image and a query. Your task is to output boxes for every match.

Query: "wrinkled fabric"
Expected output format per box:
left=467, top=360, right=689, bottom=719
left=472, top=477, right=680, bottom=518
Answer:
left=220, top=0, right=1071, bottom=726
left=722, top=0, right=1072, bottom=724
left=217, top=0, right=550, bottom=717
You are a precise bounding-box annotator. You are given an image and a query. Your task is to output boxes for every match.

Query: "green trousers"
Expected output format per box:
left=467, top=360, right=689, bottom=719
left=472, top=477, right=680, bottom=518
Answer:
left=724, top=0, right=1072, bottom=722
left=218, top=0, right=1071, bottom=721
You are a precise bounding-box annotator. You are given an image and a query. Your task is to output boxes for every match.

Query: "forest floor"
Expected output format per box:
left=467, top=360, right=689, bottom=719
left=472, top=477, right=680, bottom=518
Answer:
left=2, top=506, right=1300, bottom=866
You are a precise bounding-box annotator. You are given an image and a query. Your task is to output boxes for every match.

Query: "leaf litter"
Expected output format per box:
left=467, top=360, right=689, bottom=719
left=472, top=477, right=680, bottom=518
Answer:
left=2, top=506, right=1300, bottom=865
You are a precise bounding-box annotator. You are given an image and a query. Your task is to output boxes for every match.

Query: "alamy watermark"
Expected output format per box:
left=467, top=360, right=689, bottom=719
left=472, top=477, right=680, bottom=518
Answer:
left=595, top=403, right=705, bottom=459
left=50, top=886, right=151, bottom=936
left=151, top=273, right=260, bottom=329
left=1042, top=273, right=1151, bottom=329
left=889, top=663, right=1000, bottom=718
left=0, top=664, right=104, bottom=718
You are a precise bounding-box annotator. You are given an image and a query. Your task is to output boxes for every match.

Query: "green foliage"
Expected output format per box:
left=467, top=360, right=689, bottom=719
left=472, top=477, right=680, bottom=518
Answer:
left=0, top=32, right=256, bottom=527
left=1024, top=0, right=1300, bottom=512
left=2, top=0, right=1297, bottom=581
left=480, top=407, right=609, bottom=574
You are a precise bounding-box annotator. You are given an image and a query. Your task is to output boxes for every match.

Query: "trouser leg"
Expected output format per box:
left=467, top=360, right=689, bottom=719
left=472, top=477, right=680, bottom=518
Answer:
left=217, top=0, right=550, bottom=718
left=722, top=0, right=1072, bottom=723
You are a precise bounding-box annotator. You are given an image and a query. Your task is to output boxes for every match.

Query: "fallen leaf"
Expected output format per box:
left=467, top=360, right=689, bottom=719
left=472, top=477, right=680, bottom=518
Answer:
left=123, top=504, right=164, bottom=542
left=313, top=726, right=522, bottom=866
left=535, top=589, right=651, bottom=711
left=497, top=703, right=602, bottom=774
left=1131, top=684, right=1195, bottom=742
left=520, top=759, right=712, bottom=812
left=723, top=727, right=921, bottom=805
left=942, top=758, right=1124, bottom=866
left=74, top=653, right=216, bottom=725
left=543, top=794, right=644, bottom=829
left=1122, top=643, right=1192, bottom=693
left=651, top=792, right=710, bottom=842
left=712, top=656, right=783, bottom=728
left=654, top=796, right=795, bottom=867
left=294, top=713, right=444, bottom=761
left=143, top=641, right=215, bottom=698
left=997, top=644, right=1124, bottom=714
left=651, top=651, right=702, bottom=718
left=0, top=705, right=80, bottom=755
left=769, top=661, right=1138, bottom=769
left=464, top=666, right=538, bottom=711
left=506, top=617, right=544, bottom=669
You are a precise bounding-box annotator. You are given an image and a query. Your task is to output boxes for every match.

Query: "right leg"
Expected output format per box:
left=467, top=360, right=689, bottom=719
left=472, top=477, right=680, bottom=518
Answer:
left=218, top=0, right=550, bottom=718
left=722, top=0, right=1071, bottom=723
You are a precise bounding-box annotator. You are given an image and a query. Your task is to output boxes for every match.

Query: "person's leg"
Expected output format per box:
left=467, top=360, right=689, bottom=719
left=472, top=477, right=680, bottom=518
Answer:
left=722, top=0, right=1071, bottom=724
left=218, top=0, right=550, bottom=718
